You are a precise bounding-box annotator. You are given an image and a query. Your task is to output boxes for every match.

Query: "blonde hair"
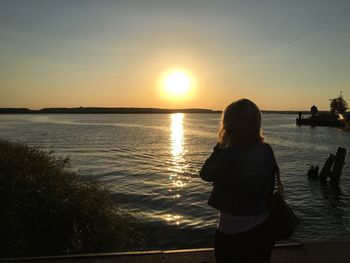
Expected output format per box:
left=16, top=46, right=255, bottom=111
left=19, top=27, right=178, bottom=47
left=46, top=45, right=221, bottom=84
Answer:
left=218, top=99, right=264, bottom=147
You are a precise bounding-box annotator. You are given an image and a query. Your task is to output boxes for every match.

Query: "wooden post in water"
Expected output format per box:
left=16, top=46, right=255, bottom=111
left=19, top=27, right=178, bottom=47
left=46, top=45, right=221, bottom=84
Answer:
left=330, top=147, right=346, bottom=185
left=319, top=154, right=335, bottom=184
left=307, top=165, right=319, bottom=179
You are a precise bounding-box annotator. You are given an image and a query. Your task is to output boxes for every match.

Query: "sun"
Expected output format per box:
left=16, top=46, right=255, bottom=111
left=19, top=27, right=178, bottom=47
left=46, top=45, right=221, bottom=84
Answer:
left=164, top=71, right=191, bottom=96
left=162, top=70, right=194, bottom=99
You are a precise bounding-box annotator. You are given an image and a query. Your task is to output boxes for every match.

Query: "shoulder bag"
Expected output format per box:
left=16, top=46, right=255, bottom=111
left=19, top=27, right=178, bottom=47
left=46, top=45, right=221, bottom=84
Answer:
left=268, top=166, right=299, bottom=241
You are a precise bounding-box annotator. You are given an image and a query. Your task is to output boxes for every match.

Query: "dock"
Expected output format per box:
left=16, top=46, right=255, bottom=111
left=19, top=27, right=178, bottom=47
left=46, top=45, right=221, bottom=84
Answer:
left=296, top=114, right=344, bottom=127
left=1, top=241, right=350, bottom=263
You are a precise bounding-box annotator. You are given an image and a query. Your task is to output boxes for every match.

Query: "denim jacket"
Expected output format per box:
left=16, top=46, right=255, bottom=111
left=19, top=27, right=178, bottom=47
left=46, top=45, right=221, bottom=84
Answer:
left=200, top=142, right=276, bottom=216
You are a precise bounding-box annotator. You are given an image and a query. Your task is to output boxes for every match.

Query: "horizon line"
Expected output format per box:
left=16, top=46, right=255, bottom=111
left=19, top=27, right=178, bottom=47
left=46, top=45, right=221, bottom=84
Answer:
left=0, top=106, right=331, bottom=114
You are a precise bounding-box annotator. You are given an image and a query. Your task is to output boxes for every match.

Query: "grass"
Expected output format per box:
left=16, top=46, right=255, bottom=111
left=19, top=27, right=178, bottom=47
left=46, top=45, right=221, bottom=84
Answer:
left=0, top=139, right=144, bottom=258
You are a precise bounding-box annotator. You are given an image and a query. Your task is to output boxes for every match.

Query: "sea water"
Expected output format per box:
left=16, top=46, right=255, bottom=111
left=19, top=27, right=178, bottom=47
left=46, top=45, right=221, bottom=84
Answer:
left=0, top=113, right=349, bottom=248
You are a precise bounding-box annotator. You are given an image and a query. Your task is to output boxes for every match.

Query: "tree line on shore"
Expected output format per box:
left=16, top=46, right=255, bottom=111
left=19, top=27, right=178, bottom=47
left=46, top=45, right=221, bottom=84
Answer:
left=0, top=107, right=220, bottom=114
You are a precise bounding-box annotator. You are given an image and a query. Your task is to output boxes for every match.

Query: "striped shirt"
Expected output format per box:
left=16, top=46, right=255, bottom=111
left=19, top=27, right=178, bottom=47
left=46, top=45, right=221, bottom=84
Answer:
left=217, top=211, right=269, bottom=235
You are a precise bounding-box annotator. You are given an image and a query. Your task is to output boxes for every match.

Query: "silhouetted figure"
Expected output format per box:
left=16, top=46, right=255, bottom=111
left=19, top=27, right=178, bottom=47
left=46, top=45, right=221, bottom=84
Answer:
left=311, top=105, right=318, bottom=117
left=298, top=111, right=303, bottom=120
left=200, top=99, right=276, bottom=263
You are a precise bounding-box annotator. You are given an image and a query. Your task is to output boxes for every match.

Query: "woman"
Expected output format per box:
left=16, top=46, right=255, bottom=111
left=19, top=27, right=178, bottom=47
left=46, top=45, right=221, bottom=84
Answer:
left=200, top=99, right=277, bottom=263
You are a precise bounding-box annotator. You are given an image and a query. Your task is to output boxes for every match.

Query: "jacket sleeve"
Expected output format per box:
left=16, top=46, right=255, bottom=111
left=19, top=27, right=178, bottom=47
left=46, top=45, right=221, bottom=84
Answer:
left=199, top=143, right=228, bottom=182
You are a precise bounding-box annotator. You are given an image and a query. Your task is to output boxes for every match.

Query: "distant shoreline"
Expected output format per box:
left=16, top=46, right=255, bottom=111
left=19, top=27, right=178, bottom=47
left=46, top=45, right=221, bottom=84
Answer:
left=0, top=107, right=314, bottom=115
left=0, top=107, right=221, bottom=114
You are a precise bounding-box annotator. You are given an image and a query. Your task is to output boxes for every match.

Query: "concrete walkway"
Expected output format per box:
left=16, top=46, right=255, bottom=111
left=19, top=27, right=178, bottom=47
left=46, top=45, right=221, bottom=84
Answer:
left=1, top=242, right=350, bottom=263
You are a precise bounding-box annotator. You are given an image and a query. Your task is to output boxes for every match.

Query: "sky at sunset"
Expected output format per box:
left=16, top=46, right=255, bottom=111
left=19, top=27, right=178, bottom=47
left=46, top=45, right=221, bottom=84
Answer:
left=1, top=0, right=350, bottom=111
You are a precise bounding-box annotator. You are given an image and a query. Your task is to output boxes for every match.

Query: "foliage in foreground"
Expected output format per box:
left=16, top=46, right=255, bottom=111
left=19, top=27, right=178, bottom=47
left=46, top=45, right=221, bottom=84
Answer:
left=0, top=139, right=144, bottom=258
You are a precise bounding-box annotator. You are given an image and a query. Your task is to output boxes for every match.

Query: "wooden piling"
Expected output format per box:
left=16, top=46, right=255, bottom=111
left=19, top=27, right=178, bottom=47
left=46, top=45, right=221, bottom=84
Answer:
left=307, top=165, right=319, bottom=179
left=319, top=154, right=335, bottom=183
left=330, top=147, right=346, bottom=184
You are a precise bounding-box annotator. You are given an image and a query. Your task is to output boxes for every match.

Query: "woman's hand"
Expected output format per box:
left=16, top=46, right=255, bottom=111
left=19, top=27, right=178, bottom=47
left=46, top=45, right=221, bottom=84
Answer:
left=199, top=143, right=226, bottom=182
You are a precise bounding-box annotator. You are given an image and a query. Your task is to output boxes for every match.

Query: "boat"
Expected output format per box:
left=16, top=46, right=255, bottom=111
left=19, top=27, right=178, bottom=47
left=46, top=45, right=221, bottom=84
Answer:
left=296, top=113, right=344, bottom=127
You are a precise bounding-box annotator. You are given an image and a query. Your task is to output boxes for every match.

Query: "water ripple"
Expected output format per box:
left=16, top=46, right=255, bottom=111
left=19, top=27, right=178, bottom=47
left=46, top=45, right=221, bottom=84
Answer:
left=1, top=113, right=350, bottom=247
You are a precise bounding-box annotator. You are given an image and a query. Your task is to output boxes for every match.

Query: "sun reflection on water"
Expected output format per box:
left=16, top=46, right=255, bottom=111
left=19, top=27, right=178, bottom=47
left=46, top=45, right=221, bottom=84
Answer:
left=164, top=214, right=181, bottom=225
left=170, top=113, right=184, bottom=157
left=164, top=113, right=191, bottom=226
left=170, top=113, right=186, bottom=174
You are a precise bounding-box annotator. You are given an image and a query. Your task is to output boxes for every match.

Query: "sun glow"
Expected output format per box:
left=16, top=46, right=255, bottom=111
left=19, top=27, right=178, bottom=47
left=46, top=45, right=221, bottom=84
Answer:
left=165, top=71, right=190, bottom=96
left=159, top=69, right=195, bottom=101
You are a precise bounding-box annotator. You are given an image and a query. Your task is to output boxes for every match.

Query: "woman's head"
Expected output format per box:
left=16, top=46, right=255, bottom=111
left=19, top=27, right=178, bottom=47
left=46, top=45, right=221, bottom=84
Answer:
left=219, top=99, right=264, bottom=147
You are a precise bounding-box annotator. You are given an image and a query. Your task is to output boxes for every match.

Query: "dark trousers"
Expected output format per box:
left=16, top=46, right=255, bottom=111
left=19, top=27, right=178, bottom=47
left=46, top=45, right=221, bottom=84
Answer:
left=214, top=217, right=274, bottom=263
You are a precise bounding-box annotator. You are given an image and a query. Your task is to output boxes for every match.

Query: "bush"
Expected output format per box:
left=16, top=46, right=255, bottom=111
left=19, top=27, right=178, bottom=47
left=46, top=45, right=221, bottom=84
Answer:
left=0, top=139, right=144, bottom=258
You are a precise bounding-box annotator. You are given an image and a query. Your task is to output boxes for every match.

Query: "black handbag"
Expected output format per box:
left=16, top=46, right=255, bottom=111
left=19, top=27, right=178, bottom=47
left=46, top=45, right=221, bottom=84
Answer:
left=268, top=166, right=299, bottom=241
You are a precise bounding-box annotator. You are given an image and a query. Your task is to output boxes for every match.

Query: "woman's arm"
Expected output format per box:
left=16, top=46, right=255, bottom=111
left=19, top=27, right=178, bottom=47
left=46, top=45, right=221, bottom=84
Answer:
left=199, top=143, right=229, bottom=182
left=264, top=143, right=278, bottom=193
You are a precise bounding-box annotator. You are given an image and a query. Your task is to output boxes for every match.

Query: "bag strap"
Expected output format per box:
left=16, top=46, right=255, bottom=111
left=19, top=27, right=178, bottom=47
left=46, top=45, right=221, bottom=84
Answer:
left=266, top=143, right=284, bottom=194
left=275, top=165, right=284, bottom=194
